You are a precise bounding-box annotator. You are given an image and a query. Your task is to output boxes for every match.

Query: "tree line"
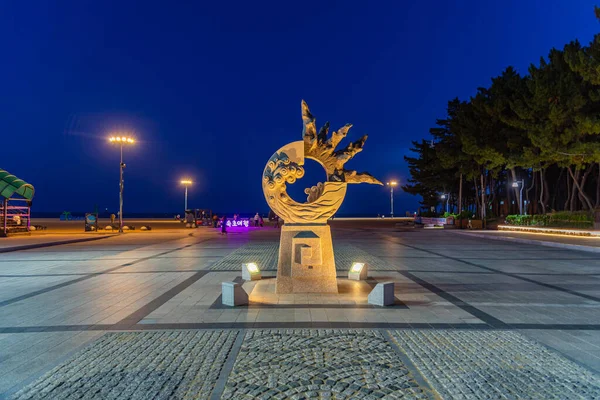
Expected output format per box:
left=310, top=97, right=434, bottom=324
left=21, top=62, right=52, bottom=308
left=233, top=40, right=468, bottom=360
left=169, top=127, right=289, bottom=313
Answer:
left=403, top=8, right=600, bottom=223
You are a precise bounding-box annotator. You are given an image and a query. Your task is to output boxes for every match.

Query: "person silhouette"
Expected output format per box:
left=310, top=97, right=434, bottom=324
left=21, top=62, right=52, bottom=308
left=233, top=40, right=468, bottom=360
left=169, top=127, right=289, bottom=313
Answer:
left=221, top=216, right=228, bottom=235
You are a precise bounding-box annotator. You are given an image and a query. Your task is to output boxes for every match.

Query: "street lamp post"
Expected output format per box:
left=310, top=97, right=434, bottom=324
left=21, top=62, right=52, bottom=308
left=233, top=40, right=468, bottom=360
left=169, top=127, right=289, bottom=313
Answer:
left=386, top=181, right=398, bottom=218
left=512, top=180, right=524, bottom=215
left=109, top=135, right=135, bottom=233
left=180, top=180, right=192, bottom=213
left=441, top=193, right=449, bottom=214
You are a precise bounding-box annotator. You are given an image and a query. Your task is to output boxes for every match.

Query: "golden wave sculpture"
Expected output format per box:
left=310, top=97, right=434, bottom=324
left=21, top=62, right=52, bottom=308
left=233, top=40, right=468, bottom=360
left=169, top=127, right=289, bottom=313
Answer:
left=262, top=101, right=382, bottom=224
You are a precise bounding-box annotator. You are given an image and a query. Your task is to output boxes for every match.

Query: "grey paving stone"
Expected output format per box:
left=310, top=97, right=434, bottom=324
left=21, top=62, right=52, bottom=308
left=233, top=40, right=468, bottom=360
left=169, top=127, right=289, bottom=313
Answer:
left=221, top=329, right=431, bottom=399
left=4, top=228, right=600, bottom=399
left=207, top=243, right=280, bottom=271
left=11, top=330, right=237, bottom=400
left=207, top=242, right=396, bottom=271
left=14, top=328, right=599, bottom=399
left=390, top=329, right=600, bottom=399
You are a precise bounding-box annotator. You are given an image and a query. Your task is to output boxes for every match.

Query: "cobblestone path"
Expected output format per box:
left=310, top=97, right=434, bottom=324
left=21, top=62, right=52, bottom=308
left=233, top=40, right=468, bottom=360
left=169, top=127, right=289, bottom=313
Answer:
left=12, top=331, right=238, bottom=400
left=207, top=242, right=396, bottom=271
left=12, top=329, right=600, bottom=399
left=391, top=330, right=600, bottom=400
left=222, top=329, right=432, bottom=399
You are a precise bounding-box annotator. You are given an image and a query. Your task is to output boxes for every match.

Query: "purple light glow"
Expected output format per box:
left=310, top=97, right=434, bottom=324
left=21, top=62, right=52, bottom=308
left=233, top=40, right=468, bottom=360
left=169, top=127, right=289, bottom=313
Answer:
left=226, top=219, right=250, bottom=228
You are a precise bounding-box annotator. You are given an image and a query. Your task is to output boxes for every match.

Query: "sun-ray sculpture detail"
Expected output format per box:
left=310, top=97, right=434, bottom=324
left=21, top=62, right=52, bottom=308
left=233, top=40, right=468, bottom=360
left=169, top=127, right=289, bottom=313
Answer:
left=301, top=101, right=382, bottom=185
left=262, top=101, right=382, bottom=224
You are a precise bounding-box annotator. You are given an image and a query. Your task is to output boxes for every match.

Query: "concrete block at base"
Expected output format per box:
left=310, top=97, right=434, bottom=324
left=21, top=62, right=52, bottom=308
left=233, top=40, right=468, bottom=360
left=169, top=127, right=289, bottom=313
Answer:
left=242, top=263, right=262, bottom=281
left=348, top=263, right=368, bottom=280
left=222, top=282, right=248, bottom=306
left=368, top=282, right=395, bottom=306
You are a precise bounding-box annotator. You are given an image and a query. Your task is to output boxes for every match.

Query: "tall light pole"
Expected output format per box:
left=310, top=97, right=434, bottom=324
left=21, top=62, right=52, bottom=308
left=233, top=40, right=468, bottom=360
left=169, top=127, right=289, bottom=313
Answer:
left=512, top=180, right=524, bottom=215
left=441, top=193, right=449, bottom=214
left=386, top=181, right=398, bottom=218
left=180, top=179, right=192, bottom=212
left=109, top=135, right=135, bottom=233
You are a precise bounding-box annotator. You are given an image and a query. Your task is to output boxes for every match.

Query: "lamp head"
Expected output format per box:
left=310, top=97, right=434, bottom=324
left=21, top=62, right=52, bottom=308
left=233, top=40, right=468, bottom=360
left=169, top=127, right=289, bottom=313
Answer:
left=109, top=134, right=135, bottom=144
left=350, top=262, right=365, bottom=273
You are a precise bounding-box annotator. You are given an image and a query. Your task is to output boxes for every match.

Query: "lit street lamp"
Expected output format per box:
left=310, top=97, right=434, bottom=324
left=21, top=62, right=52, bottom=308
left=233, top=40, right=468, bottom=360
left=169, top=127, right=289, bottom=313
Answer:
left=441, top=193, right=449, bottom=214
left=109, top=135, right=135, bottom=233
left=180, top=179, right=192, bottom=212
left=512, top=180, right=525, bottom=215
left=386, top=181, right=398, bottom=218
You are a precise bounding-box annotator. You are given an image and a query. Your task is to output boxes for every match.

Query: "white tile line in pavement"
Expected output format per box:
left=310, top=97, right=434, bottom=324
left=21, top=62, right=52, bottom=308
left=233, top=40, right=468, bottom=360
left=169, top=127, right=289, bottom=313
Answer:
left=0, top=236, right=112, bottom=253
left=454, top=231, right=600, bottom=254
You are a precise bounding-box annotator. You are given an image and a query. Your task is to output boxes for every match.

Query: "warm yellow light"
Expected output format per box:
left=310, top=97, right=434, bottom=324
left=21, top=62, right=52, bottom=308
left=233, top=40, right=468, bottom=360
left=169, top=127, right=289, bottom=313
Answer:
left=387, top=181, right=398, bottom=186
left=351, top=262, right=365, bottom=273
left=180, top=179, right=193, bottom=185
left=247, top=263, right=259, bottom=273
left=498, top=225, right=600, bottom=239
left=109, top=134, right=135, bottom=144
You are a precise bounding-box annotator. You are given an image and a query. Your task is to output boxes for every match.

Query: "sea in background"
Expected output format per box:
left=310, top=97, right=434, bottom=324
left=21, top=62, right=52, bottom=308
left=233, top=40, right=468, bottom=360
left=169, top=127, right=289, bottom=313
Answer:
left=31, top=211, right=389, bottom=219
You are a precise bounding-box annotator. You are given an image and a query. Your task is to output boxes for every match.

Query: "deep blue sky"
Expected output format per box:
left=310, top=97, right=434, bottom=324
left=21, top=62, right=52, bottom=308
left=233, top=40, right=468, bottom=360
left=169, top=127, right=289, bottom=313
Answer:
left=1, top=1, right=597, bottom=216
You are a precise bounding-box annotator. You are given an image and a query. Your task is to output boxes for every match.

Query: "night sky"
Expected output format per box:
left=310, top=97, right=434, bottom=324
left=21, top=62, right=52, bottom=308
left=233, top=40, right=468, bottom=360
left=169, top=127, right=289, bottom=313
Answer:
left=1, top=1, right=597, bottom=216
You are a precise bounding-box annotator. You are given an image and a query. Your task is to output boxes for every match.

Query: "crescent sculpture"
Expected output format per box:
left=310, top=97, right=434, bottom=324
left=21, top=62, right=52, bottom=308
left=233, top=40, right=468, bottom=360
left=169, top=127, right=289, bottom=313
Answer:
left=262, top=101, right=382, bottom=294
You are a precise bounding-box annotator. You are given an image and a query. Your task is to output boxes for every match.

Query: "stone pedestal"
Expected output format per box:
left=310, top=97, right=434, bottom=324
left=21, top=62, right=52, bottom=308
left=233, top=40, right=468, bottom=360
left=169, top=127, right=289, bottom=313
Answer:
left=276, top=223, right=338, bottom=294
left=368, top=282, right=395, bottom=306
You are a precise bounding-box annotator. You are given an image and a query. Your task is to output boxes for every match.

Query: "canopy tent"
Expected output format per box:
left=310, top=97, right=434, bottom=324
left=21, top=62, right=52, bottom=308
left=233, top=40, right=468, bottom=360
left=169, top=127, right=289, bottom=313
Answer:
left=0, top=169, right=34, bottom=236
left=0, top=169, right=34, bottom=200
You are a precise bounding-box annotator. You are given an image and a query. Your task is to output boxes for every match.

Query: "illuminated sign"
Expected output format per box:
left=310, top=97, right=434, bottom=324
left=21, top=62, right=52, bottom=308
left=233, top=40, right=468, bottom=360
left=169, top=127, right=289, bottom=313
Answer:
left=226, top=219, right=250, bottom=228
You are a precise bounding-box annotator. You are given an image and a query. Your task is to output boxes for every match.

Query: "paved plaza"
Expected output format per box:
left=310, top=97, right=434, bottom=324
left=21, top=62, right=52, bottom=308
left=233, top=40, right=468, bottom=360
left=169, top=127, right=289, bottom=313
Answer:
left=1, top=225, right=600, bottom=398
